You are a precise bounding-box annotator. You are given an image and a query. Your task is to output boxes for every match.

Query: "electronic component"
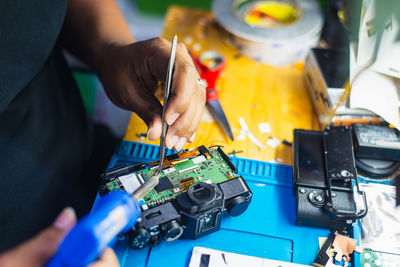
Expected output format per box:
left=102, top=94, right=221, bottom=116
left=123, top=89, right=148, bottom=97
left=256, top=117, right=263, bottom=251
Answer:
left=99, top=145, right=252, bottom=249
left=226, top=171, right=234, bottom=179
left=155, top=177, right=174, bottom=193
left=180, top=177, right=195, bottom=191
left=361, top=249, right=400, bottom=267
left=163, top=167, right=176, bottom=175
left=313, top=232, right=336, bottom=267
left=314, top=232, right=364, bottom=267
left=332, top=234, right=362, bottom=267
left=178, top=165, right=199, bottom=174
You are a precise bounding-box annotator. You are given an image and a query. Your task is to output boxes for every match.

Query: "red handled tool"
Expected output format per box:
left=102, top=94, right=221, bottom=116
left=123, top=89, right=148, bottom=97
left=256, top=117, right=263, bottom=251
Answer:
left=192, top=51, right=234, bottom=141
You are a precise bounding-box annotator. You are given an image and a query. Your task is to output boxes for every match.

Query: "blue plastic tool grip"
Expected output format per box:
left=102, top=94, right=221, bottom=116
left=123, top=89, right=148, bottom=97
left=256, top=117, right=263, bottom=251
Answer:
left=46, top=190, right=141, bottom=267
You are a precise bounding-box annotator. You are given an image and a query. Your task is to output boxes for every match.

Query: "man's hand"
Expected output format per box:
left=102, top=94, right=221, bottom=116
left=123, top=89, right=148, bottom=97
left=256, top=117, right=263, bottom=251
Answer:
left=61, top=0, right=206, bottom=151
left=0, top=208, right=120, bottom=267
left=97, top=37, right=206, bottom=151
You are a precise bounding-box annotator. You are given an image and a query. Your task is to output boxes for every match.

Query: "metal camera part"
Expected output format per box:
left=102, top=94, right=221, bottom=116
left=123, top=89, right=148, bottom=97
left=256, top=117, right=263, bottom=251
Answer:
left=308, top=190, right=325, bottom=208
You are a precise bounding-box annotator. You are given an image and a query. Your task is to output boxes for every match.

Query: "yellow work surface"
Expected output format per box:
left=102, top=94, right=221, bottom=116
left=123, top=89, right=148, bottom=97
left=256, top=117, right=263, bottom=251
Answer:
left=124, top=6, right=319, bottom=165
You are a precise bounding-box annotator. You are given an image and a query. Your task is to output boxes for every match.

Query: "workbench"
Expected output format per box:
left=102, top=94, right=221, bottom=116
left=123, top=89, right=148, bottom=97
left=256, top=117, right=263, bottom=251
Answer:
left=107, top=6, right=361, bottom=267
left=124, top=7, right=319, bottom=165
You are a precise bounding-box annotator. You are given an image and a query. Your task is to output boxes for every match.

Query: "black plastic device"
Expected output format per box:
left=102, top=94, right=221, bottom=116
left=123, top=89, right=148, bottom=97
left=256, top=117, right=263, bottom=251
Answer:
left=353, top=124, right=400, bottom=161
left=293, top=126, right=368, bottom=230
left=353, top=124, right=400, bottom=178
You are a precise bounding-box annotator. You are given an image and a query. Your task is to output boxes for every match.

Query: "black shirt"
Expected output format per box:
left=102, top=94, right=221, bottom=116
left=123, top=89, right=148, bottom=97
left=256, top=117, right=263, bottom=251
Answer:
left=0, top=0, right=96, bottom=250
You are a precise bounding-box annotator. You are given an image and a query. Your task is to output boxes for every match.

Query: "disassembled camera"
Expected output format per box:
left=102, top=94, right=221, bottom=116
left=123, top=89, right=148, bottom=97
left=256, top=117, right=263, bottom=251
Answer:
left=99, top=146, right=252, bottom=248
left=293, top=126, right=368, bottom=230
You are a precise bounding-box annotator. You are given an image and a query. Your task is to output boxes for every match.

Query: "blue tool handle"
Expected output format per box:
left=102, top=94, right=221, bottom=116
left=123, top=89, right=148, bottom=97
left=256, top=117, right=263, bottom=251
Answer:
left=46, top=191, right=141, bottom=267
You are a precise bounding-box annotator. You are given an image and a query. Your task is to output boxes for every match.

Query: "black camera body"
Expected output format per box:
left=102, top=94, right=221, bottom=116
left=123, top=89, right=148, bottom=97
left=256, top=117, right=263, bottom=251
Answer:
left=127, top=176, right=251, bottom=248
left=100, top=146, right=252, bottom=248
left=293, top=127, right=367, bottom=230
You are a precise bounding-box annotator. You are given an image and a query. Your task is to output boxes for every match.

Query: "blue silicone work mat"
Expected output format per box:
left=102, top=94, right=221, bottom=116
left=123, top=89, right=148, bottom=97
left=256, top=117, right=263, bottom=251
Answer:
left=107, top=141, right=331, bottom=266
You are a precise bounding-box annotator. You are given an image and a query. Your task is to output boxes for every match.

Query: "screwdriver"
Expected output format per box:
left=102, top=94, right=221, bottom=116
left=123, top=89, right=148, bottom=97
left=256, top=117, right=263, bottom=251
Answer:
left=45, top=35, right=177, bottom=267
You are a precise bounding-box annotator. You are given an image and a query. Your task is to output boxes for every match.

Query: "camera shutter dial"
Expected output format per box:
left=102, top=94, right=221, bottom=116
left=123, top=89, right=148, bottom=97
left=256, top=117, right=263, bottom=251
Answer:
left=161, top=220, right=184, bottom=242
left=149, top=231, right=162, bottom=247
left=129, top=227, right=151, bottom=249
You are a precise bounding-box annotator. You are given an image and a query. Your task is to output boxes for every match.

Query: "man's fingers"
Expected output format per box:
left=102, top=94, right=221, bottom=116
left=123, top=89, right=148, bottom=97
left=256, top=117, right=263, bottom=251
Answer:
left=165, top=62, right=199, bottom=125
left=146, top=37, right=201, bottom=128
left=132, top=94, right=163, bottom=141
left=146, top=115, right=162, bottom=141
left=88, top=248, right=120, bottom=267
left=164, top=54, right=205, bottom=148
left=165, top=43, right=203, bottom=126
left=24, top=207, right=77, bottom=264
left=165, top=93, right=204, bottom=150
left=0, top=207, right=77, bottom=267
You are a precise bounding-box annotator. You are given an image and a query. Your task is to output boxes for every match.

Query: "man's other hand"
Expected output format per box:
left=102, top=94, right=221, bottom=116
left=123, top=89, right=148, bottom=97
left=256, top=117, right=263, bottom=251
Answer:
left=0, top=208, right=120, bottom=267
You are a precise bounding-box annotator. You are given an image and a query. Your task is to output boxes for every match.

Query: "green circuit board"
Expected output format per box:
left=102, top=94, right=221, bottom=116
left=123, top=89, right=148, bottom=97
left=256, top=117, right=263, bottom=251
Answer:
left=361, top=250, right=400, bottom=267
left=105, top=146, right=238, bottom=208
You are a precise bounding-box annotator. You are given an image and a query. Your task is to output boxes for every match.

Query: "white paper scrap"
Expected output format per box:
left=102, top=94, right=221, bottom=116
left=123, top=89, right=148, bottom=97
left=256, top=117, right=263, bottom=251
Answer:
left=259, top=122, right=271, bottom=133
left=267, top=138, right=281, bottom=148
left=189, top=246, right=312, bottom=267
left=237, top=128, right=246, bottom=140
left=349, top=69, right=400, bottom=129
left=239, top=118, right=266, bottom=149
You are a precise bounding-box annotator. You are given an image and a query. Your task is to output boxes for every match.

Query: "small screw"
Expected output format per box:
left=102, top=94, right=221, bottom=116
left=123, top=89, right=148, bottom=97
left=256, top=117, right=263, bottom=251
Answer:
left=315, top=195, right=323, bottom=202
left=331, top=193, right=337, bottom=197
left=341, top=170, right=351, bottom=177
left=300, top=188, right=306, bottom=194
left=346, top=220, right=353, bottom=224
left=137, top=218, right=142, bottom=223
